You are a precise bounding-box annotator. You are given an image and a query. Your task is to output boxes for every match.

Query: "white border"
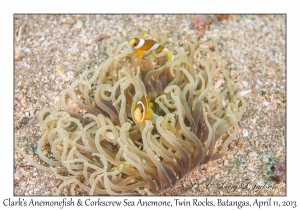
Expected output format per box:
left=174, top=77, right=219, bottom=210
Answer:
left=2, top=1, right=296, bottom=210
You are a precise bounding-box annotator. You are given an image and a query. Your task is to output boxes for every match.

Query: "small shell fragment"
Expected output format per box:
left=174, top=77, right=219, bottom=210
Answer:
left=242, top=130, right=249, bottom=137
left=74, top=20, right=83, bottom=32
left=266, top=67, right=276, bottom=77
left=56, top=65, right=65, bottom=74
left=240, top=89, right=252, bottom=96
left=15, top=48, right=23, bottom=62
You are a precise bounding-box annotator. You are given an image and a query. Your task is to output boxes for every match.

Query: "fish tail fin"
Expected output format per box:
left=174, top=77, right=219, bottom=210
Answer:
left=163, top=48, right=174, bottom=61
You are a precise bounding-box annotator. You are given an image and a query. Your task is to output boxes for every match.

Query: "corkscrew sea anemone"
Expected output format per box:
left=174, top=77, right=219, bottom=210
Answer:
left=16, top=31, right=246, bottom=195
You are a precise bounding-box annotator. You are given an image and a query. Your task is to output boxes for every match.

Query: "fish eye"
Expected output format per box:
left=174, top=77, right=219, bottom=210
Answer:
left=134, top=43, right=138, bottom=47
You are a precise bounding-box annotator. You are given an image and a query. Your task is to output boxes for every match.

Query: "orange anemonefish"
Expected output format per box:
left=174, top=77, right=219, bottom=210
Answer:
left=129, top=38, right=174, bottom=61
left=133, top=95, right=154, bottom=122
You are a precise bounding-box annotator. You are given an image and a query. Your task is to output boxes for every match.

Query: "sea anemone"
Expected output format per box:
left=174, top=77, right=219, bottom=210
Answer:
left=16, top=31, right=246, bottom=195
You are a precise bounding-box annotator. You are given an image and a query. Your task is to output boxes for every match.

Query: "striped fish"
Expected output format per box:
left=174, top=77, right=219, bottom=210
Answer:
left=129, top=38, right=174, bottom=61
left=133, top=95, right=153, bottom=123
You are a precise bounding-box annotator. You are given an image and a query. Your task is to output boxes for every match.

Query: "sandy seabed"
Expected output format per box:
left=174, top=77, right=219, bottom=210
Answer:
left=14, top=14, right=286, bottom=196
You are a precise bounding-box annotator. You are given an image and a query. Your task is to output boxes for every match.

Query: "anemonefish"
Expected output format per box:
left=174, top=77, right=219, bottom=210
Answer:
left=133, top=95, right=154, bottom=123
left=129, top=38, right=174, bottom=61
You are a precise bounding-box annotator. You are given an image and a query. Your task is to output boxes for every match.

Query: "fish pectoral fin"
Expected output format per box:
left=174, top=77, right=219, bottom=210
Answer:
left=135, top=49, right=144, bottom=58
